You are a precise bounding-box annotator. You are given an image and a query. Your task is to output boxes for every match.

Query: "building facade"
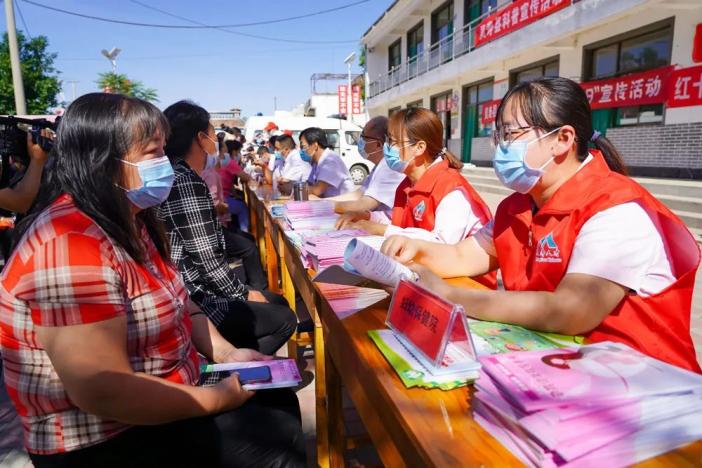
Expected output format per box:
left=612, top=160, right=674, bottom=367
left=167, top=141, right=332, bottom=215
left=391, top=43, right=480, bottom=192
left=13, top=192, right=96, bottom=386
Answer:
left=362, top=0, right=702, bottom=178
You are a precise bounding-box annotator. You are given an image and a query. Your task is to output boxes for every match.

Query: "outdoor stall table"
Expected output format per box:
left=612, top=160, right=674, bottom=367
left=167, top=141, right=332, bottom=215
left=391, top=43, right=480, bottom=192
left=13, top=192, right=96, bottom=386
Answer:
left=243, top=184, right=702, bottom=468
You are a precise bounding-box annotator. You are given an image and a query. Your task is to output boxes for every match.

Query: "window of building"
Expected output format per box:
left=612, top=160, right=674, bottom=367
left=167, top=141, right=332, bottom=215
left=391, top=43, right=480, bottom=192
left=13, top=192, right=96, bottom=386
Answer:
left=461, top=79, right=494, bottom=163
left=407, top=22, right=424, bottom=59
left=388, top=39, right=401, bottom=70
left=585, top=21, right=672, bottom=127
left=431, top=1, right=454, bottom=44
left=388, top=106, right=401, bottom=117
left=431, top=91, right=452, bottom=147
left=407, top=100, right=424, bottom=108
left=465, top=0, right=497, bottom=24
left=510, top=58, right=559, bottom=87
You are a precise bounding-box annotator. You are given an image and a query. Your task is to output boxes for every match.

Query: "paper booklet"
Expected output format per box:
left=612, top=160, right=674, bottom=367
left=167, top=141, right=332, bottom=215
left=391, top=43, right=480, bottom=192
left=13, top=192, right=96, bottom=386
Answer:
left=369, top=329, right=479, bottom=390
left=342, top=237, right=416, bottom=287
left=479, top=341, right=702, bottom=413
left=200, top=359, right=302, bottom=391
left=469, top=320, right=583, bottom=356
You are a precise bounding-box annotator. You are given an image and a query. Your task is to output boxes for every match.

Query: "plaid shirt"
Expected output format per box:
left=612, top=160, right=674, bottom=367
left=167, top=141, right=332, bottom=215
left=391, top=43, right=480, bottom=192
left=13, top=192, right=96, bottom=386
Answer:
left=0, top=195, right=200, bottom=454
left=158, top=160, right=247, bottom=326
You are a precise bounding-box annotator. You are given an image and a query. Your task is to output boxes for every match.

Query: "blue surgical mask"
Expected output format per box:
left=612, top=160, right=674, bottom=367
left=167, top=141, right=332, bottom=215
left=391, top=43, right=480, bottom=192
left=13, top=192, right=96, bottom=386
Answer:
left=274, top=151, right=284, bottom=161
left=118, top=156, right=174, bottom=209
left=383, top=142, right=412, bottom=173
left=205, top=154, right=218, bottom=171
left=357, top=137, right=367, bottom=158
left=493, top=127, right=561, bottom=194
left=299, top=149, right=313, bottom=163
left=222, top=154, right=231, bottom=165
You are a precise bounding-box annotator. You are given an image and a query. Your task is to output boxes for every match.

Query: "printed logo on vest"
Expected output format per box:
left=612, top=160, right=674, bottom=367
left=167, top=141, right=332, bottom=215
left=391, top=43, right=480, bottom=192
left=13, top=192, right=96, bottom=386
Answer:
left=535, top=232, right=561, bottom=263
left=413, top=200, right=426, bottom=222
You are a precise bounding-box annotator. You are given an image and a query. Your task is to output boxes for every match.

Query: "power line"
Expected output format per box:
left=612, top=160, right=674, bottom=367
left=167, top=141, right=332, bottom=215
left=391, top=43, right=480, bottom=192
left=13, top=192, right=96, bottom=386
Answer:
left=14, top=0, right=32, bottom=40
left=20, top=0, right=367, bottom=39
left=127, top=0, right=359, bottom=44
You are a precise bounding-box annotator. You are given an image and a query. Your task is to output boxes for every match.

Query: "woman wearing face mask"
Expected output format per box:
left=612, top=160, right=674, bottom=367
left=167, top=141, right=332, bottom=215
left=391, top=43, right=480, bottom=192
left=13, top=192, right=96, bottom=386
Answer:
left=343, top=108, right=495, bottom=288
left=300, top=127, right=355, bottom=198
left=159, top=100, right=296, bottom=352
left=382, top=77, right=701, bottom=373
left=0, top=93, right=306, bottom=467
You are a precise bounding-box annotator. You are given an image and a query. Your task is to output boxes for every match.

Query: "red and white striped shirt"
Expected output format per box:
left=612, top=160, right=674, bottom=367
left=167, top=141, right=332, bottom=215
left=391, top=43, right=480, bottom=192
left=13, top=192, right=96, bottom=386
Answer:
left=0, top=194, right=200, bottom=454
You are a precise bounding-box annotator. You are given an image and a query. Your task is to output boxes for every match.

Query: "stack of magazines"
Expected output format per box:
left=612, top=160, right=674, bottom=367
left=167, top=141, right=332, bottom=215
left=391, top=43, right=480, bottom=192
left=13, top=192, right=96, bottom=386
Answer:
left=474, top=341, right=702, bottom=467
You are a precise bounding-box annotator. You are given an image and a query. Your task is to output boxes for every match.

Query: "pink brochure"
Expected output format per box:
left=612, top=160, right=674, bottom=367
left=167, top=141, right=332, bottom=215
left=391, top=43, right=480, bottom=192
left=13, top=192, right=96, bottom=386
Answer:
left=478, top=342, right=702, bottom=412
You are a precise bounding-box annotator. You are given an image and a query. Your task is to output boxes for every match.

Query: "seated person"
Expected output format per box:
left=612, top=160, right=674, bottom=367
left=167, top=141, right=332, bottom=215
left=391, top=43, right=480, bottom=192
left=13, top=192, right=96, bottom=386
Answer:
left=219, top=140, right=251, bottom=231
left=159, top=100, right=296, bottom=355
left=0, top=92, right=305, bottom=467
left=382, top=77, right=702, bottom=373
left=343, top=108, right=495, bottom=288
left=273, top=134, right=311, bottom=195
left=332, top=116, right=406, bottom=224
left=299, top=127, right=355, bottom=198
left=259, top=136, right=285, bottom=185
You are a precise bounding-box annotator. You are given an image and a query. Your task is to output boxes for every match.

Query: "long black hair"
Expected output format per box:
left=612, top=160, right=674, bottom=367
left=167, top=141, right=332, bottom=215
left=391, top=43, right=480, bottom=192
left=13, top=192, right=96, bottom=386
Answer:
left=163, top=100, right=211, bottom=162
left=14, top=93, right=171, bottom=264
left=495, top=77, right=627, bottom=175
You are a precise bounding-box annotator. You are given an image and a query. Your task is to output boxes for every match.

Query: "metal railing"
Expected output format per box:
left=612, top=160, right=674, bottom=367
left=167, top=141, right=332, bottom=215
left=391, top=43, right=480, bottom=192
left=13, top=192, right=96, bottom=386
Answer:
left=367, top=2, right=570, bottom=99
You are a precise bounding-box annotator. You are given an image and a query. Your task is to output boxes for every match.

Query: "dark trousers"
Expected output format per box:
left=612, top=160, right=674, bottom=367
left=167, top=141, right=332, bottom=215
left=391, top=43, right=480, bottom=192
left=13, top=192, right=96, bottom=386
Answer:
left=29, top=389, right=306, bottom=468
left=223, top=229, right=268, bottom=291
left=217, top=291, right=297, bottom=356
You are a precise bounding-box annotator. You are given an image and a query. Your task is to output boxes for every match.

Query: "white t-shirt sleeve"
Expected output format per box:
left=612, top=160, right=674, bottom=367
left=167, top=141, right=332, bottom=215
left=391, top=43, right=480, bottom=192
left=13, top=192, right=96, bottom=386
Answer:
left=473, top=219, right=496, bottom=257
left=384, top=189, right=484, bottom=244
left=566, top=202, right=675, bottom=297
left=280, top=152, right=311, bottom=182
left=363, top=159, right=406, bottom=210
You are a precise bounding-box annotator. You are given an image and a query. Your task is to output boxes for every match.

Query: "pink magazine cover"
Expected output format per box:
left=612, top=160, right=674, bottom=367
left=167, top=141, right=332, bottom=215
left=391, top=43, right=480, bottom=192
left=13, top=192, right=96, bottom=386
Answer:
left=475, top=400, right=702, bottom=468
left=478, top=341, right=702, bottom=413
left=476, top=376, right=702, bottom=461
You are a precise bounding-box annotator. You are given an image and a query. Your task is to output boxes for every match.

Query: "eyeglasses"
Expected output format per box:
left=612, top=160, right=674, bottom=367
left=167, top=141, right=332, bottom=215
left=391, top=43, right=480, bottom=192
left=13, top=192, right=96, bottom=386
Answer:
left=360, top=134, right=384, bottom=144
left=386, top=137, right=416, bottom=147
left=492, top=125, right=536, bottom=151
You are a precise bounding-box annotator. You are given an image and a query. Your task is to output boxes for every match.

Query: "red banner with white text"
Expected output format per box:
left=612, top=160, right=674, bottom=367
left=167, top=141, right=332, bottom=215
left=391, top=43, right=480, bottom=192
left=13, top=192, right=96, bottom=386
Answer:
left=581, top=66, right=673, bottom=110
left=338, top=85, right=348, bottom=115
left=667, top=64, right=702, bottom=108
left=475, top=0, right=570, bottom=48
left=480, top=99, right=501, bottom=125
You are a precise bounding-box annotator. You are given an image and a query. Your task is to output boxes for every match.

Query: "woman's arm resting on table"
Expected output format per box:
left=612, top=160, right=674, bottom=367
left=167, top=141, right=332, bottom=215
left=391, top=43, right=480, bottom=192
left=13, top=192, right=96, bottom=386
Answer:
left=415, top=266, right=627, bottom=335
left=381, top=235, right=498, bottom=278
left=35, top=315, right=254, bottom=425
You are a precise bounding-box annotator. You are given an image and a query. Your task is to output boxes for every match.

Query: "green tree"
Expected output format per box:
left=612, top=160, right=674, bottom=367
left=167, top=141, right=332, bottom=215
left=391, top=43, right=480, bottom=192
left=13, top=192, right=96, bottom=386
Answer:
left=96, top=71, right=158, bottom=102
left=0, top=32, right=61, bottom=115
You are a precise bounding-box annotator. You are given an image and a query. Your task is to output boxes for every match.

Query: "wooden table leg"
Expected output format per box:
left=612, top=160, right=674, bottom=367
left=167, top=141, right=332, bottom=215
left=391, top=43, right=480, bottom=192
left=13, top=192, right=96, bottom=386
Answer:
left=264, top=223, right=280, bottom=294
left=315, top=321, right=330, bottom=468
left=325, top=333, right=344, bottom=468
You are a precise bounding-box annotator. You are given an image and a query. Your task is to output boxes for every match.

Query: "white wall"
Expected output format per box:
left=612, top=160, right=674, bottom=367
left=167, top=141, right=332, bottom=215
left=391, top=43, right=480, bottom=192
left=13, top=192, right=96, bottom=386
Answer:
left=363, top=0, right=702, bottom=140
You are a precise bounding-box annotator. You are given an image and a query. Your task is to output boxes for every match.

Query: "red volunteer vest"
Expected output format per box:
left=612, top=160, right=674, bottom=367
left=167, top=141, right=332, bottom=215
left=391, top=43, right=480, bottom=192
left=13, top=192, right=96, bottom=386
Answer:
left=391, top=159, right=497, bottom=289
left=493, top=152, right=701, bottom=373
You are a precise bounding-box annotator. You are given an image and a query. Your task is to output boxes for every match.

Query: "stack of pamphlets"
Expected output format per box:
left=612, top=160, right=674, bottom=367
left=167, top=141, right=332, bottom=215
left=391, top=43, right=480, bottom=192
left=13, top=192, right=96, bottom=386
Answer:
left=474, top=342, right=702, bottom=467
left=303, top=229, right=368, bottom=270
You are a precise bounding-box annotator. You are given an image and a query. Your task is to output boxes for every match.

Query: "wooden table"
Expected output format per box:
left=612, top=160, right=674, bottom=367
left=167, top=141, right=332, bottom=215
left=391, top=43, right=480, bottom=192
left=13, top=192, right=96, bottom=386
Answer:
left=245, top=185, right=335, bottom=467
left=244, top=184, right=702, bottom=468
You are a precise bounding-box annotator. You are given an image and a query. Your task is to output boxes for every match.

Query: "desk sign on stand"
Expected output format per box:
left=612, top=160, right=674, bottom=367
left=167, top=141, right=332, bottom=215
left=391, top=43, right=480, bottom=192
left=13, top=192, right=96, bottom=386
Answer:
left=383, top=279, right=481, bottom=380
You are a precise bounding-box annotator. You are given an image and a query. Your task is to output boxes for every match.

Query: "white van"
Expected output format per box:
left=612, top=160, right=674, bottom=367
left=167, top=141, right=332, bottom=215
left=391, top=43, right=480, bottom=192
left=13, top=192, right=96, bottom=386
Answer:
left=244, top=115, right=373, bottom=185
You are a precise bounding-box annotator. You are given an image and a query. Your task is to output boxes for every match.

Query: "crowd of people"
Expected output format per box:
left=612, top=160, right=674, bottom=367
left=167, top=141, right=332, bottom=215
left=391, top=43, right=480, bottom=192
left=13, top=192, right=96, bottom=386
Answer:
left=0, top=75, right=699, bottom=467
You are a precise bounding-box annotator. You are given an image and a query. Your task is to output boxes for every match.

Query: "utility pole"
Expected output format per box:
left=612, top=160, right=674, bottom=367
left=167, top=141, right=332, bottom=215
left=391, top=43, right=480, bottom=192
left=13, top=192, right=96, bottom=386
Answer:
left=5, top=0, right=27, bottom=114
left=343, top=52, right=356, bottom=122
left=273, top=96, right=277, bottom=111
left=67, top=80, right=79, bottom=101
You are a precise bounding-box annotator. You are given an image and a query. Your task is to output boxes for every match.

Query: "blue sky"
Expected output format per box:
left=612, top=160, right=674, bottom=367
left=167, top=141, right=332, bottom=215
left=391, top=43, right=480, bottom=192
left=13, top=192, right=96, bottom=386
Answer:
left=3, top=0, right=392, bottom=116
